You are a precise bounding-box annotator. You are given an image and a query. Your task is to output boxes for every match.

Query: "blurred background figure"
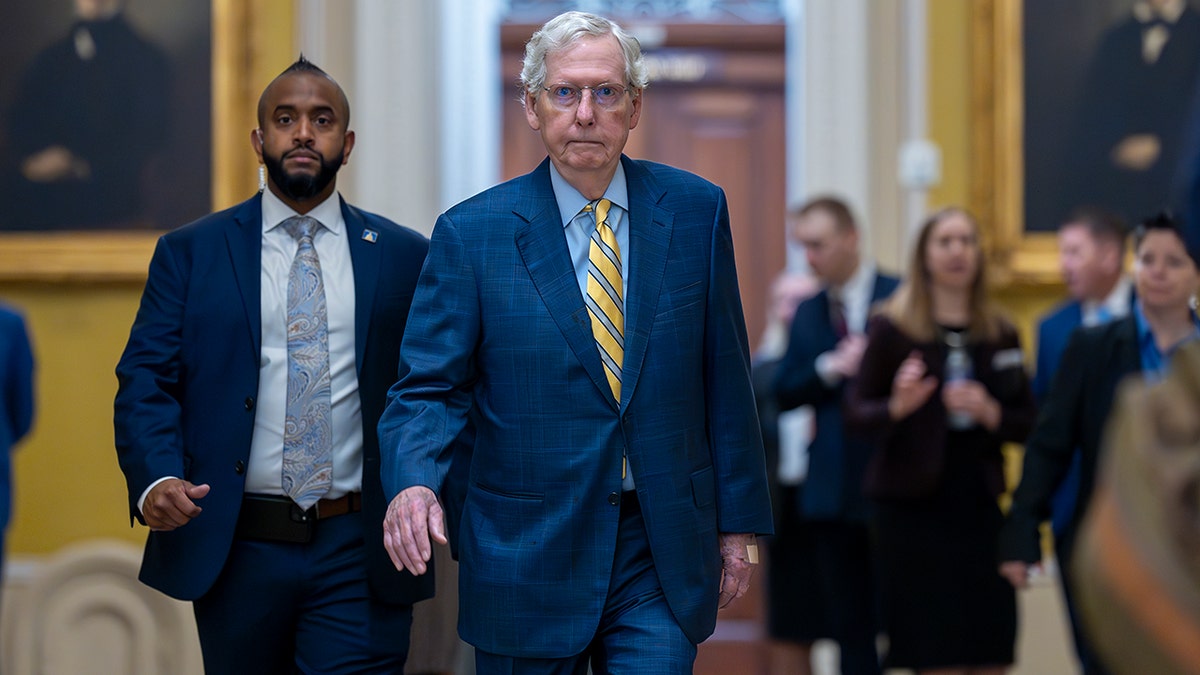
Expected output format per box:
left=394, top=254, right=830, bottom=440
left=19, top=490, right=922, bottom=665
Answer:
left=3, top=0, right=169, bottom=230
left=1028, top=206, right=1130, bottom=669
left=0, top=303, right=34, bottom=595
left=846, top=207, right=1035, bottom=675
left=1000, top=211, right=1200, bottom=675
left=769, top=196, right=898, bottom=675
left=752, top=269, right=817, bottom=674
left=1072, top=338, right=1200, bottom=675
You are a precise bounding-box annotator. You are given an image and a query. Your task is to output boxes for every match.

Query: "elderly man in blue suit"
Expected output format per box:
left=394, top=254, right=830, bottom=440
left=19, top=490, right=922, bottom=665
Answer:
left=114, top=57, right=433, bottom=673
left=378, top=10, right=773, bottom=674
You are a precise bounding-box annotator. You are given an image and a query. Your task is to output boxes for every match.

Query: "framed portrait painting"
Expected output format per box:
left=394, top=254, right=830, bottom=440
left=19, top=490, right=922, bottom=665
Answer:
left=973, top=0, right=1200, bottom=284
left=0, top=0, right=292, bottom=281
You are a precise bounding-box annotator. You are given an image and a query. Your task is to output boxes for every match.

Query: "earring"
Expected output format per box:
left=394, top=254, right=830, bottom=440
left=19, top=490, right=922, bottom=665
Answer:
left=258, top=164, right=266, bottom=192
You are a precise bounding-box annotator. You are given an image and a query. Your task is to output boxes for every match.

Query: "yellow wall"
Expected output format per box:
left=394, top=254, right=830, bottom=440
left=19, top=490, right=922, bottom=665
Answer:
left=2, top=0, right=294, bottom=557
left=2, top=283, right=148, bottom=553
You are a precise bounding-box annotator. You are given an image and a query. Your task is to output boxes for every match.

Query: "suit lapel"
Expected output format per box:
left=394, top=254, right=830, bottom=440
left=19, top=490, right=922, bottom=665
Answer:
left=224, top=195, right=264, bottom=357
left=513, top=165, right=615, bottom=404
left=620, top=158, right=672, bottom=410
left=342, top=199, right=378, bottom=375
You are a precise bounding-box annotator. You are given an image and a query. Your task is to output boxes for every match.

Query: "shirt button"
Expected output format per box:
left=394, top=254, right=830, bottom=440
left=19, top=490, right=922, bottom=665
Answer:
left=608, top=492, right=620, bottom=506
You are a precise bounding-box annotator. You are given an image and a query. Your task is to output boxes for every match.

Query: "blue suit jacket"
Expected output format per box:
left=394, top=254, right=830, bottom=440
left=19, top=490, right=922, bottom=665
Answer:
left=0, top=305, right=34, bottom=539
left=772, top=273, right=899, bottom=521
left=379, top=156, right=773, bottom=656
left=1034, top=301, right=1086, bottom=403
left=114, top=193, right=434, bottom=605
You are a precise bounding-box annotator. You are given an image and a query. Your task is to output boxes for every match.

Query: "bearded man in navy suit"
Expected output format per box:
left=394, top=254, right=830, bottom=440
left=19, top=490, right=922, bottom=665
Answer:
left=378, top=11, right=773, bottom=674
left=114, top=57, right=432, bottom=674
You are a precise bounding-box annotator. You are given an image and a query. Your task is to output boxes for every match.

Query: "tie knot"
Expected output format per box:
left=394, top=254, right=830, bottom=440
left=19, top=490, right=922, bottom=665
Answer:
left=283, top=215, right=322, bottom=243
left=585, top=199, right=612, bottom=228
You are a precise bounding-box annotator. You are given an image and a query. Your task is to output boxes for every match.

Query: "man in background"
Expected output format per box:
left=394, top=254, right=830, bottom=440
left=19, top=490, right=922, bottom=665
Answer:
left=772, top=196, right=898, bottom=675
left=114, top=57, right=432, bottom=673
left=1017, top=207, right=1129, bottom=675
left=0, top=304, right=34, bottom=584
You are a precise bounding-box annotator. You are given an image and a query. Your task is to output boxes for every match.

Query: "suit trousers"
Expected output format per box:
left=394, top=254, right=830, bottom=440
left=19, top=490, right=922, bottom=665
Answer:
left=474, top=493, right=697, bottom=674
left=192, top=509, right=413, bottom=675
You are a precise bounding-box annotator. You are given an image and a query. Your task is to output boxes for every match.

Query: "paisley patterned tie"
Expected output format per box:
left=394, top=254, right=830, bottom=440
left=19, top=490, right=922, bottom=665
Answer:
left=281, top=215, right=332, bottom=510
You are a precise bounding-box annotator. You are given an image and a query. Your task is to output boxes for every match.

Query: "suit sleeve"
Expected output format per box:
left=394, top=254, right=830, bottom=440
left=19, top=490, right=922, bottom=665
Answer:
left=704, top=188, right=774, bottom=536
left=3, top=311, right=34, bottom=446
left=998, top=327, right=1091, bottom=563
left=378, top=213, right=480, bottom=500
left=773, top=300, right=839, bottom=410
left=114, top=237, right=188, bottom=519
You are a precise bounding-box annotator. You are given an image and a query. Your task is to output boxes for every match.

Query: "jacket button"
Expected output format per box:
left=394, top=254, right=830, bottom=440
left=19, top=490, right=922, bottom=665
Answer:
left=244, top=397, right=255, bottom=411
left=235, top=460, right=245, bottom=474
left=608, top=492, right=620, bottom=506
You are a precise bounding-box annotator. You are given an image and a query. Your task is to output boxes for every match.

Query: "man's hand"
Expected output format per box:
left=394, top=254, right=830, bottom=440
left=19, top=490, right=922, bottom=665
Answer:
left=999, top=560, right=1035, bottom=589
left=142, top=479, right=210, bottom=531
left=718, top=533, right=758, bottom=609
left=21, top=145, right=90, bottom=183
left=382, top=486, right=447, bottom=575
left=828, top=334, right=868, bottom=378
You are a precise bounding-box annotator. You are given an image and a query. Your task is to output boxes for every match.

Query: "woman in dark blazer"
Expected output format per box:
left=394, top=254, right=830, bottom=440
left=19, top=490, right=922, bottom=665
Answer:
left=998, top=213, right=1200, bottom=674
left=845, top=207, right=1036, bottom=674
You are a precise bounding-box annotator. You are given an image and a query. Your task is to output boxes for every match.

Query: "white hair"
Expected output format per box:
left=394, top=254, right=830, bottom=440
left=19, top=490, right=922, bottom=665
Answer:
left=520, top=11, right=649, bottom=99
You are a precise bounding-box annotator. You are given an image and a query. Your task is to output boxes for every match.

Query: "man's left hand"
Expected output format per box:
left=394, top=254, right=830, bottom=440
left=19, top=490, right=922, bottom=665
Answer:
left=718, top=532, right=758, bottom=609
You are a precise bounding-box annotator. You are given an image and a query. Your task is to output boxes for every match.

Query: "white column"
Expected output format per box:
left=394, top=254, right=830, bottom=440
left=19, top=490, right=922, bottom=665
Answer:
left=296, top=0, right=445, bottom=235
left=439, top=0, right=504, bottom=211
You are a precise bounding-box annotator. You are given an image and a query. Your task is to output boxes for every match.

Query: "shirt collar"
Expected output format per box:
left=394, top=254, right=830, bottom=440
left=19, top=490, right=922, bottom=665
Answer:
left=1135, top=0, right=1185, bottom=24
left=549, top=161, right=629, bottom=231
left=832, top=259, right=875, bottom=303
left=1083, top=275, right=1134, bottom=322
left=1134, top=300, right=1200, bottom=352
left=261, top=188, right=344, bottom=237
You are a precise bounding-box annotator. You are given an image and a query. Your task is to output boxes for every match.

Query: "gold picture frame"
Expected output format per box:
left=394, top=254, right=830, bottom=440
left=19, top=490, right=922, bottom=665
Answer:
left=971, top=0, right=1061, bottom=286
left=0, top=0, right=293, bottom=283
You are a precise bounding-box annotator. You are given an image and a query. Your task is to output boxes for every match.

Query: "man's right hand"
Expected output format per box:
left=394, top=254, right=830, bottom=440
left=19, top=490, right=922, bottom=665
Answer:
left=382, top=486, right=447, bottom=575
left=142, top=479, right=210, bottom=531
left=999, top=560, right=1035, bottom=589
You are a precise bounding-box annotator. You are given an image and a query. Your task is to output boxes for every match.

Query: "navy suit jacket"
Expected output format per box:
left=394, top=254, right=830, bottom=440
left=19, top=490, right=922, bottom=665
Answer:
left=999, top=316, right=1142, bottom=563
left=114, top=193, right=434, bottom=605
left=0, top=305, right=34, bottom=539
left=1033, top=300, right=1085, bottom=403
left=771, top=273, right=899, bottom=521
left=378, top=156, right=773, bottom=657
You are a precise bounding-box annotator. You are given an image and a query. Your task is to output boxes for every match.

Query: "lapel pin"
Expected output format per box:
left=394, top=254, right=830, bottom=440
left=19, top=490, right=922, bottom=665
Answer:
left=361, top=229, right=379, bottom=243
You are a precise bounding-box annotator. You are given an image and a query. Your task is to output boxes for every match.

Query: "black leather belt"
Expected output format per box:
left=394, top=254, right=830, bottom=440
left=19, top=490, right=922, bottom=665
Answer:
left=236, top=493, right=362, bottom=543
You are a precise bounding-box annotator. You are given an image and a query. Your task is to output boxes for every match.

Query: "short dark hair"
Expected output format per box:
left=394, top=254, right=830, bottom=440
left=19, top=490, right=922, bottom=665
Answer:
left=790, top=195, right=857, bottom=232
left=257, top=54, right=351, bottom=127
left=1062, top=206, right=1127, bottom=254
left=1133, top=211, right=1197, bottom=265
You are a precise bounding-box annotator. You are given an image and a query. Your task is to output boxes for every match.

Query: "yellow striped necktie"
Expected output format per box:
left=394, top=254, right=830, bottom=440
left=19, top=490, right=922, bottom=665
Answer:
left=585, top=198, right=623, bottom=401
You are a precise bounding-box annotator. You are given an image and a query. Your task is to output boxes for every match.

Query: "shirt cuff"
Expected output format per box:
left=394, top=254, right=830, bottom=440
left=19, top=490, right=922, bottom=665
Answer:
left=137, top=476, right=178, bottom=516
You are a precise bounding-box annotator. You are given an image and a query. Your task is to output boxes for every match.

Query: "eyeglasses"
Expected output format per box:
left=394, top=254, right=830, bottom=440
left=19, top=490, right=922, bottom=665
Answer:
left=540, top=82, right=631, bottom=110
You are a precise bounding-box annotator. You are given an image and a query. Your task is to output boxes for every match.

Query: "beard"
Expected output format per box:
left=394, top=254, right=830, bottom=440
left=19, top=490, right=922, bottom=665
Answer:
left=262, top=145, right=344, bottom=202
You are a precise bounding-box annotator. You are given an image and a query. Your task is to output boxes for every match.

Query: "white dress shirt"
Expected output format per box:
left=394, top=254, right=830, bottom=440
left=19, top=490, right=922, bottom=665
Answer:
left=248, top=189, right=361, bottom=499
left=814, top=261, right=878, bottom=387
left=137, top=190, right=362, bottom=514
left=1082, top=275, right=1133, bottom=327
